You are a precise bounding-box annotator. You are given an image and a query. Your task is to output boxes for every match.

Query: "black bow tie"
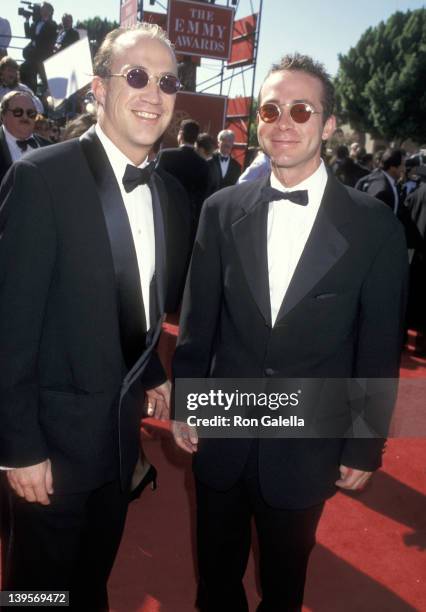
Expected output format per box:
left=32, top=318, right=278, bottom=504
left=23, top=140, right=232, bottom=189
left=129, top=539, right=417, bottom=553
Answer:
left=122, top=162, right=155, bottom=193
left=220, top=155, right=229, bottom=163
left=16, top=137, right=38, bottom=152
left=261, top=185, right=309, bottom=206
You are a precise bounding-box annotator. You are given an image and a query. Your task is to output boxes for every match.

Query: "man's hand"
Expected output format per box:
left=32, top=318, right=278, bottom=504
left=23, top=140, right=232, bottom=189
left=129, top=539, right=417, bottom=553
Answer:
left=7, top=459, right=53, bottom=505
left=145, top=380, right=171, bottom=421
left=172, top=421, right=198, bottom=454
left=335, top=465, right=372, bottom=491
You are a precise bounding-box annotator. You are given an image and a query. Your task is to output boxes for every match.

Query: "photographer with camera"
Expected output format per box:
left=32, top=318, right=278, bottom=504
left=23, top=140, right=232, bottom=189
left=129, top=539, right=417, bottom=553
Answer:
left=19, top=2, right=57, bottom=95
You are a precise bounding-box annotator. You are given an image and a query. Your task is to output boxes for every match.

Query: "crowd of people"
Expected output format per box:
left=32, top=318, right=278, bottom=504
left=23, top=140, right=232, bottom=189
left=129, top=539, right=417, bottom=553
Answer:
left=0, top=17, right=424, bottom=612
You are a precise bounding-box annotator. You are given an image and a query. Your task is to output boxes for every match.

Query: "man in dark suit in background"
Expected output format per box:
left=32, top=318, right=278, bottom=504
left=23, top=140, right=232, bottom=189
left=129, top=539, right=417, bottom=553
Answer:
left=196, top=132, right=221, bottom=196
left=0, top=90, right=50, bottom=183
left=54, top=13, right=80, bottom=53
left=356, top=148, right=405, bottom=214
left=209, top=128, right=241, bottom=191
left=158, top=118, right=209, bottom=233
left=404, top=169, right=426, bottom=355
left=331, top=144, right=368, bottom=187
left=173, top=53, right=407, bottom=611
left=0, top=23, right=189, bottom=610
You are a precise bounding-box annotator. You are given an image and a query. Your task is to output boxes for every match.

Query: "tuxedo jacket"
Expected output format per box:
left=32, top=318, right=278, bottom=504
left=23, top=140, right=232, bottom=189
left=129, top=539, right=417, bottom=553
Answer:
left=209, top=151, right=241, bottom=190
left=357, top=169, right=398, bottom=211
left=0, top=126, right=50, bottom=184
left=0, top=128, right=190, bottom=493
left=173, top=172, right=408, bottom=509
left=157, top=145, right=209, bottom=224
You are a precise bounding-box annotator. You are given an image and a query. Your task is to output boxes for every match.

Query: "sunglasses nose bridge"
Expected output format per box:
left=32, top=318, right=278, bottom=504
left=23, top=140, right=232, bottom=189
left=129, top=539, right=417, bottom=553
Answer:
left=276, top=104, right=295, bottom=129
left=136, top=74, right=162, bottom=102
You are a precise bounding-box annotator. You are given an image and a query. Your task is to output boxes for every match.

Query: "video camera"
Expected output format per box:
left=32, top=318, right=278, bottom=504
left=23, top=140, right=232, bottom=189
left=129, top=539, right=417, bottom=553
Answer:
left=18, top=1, right=41, bottom=20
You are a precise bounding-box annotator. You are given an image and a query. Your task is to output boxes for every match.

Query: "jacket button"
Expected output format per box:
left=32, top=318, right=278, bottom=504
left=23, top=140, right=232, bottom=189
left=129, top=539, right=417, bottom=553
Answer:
left=264, top=368, right=274, bottom=377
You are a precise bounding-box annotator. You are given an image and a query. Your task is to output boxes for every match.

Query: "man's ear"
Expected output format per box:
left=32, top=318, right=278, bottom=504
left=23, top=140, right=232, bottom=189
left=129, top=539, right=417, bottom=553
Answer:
left=322, top=114, right=336, bottom=141
left=91, top=76, right=106, bottom=108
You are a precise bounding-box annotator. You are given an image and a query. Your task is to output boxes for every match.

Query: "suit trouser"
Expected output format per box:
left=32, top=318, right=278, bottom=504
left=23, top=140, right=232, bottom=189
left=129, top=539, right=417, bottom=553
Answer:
left=195, top=441, right=325, bottom=612
left=2, top=478, right=129, bottom=612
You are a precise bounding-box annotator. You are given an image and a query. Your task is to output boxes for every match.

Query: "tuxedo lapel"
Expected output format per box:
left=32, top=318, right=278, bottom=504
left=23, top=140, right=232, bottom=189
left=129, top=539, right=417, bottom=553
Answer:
left=232, top=176, right=272, bottom=326
left=276, top=174, right=350, bottom=321
left=148, top=172, right=167, bottom=326
left=79, top=127, right=146, bottom=370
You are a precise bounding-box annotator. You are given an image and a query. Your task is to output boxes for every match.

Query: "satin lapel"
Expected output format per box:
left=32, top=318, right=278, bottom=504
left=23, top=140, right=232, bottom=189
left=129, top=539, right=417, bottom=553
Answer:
left=148, top=171, right=167, bottom=322
left=79, top=127, right=146, bottom=369
left=231, top=176, right=272, bottom=326
left=0, top=127, right=12, bottom=168
left=276, top=174, right=350, bottom=321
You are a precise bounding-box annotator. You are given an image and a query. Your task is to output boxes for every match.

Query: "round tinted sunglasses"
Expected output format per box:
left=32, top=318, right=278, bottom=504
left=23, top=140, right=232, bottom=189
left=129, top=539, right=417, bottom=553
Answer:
left=258, top=102, right=321, bottom=124
left=108, top=67, right=182, bottom=95
left=7, top=107, right=37, bottom=119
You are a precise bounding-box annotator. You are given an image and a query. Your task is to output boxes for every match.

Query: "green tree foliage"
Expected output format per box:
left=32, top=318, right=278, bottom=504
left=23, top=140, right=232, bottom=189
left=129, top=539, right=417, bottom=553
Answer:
left=76, top=17, right=119, bottom=57
left=334, top=9, right=426, bottom=142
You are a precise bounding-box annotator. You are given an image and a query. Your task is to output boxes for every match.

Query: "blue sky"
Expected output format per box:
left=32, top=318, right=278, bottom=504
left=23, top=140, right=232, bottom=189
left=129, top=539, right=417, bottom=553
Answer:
left=3, top=0, right=425, bottom=97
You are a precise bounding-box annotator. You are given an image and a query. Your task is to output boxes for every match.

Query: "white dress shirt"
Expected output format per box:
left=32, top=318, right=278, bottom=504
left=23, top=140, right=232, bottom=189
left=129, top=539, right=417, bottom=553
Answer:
left=267, top=161, right=328, bottom=326
left=219, top=154, right=230, bottom=178
left=96, top=124, right=155, bottom=330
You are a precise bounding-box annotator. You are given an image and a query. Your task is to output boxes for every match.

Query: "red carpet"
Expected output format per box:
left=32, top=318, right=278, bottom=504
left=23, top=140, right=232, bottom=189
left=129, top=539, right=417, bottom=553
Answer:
left=107, top=326, right=426, bottom=611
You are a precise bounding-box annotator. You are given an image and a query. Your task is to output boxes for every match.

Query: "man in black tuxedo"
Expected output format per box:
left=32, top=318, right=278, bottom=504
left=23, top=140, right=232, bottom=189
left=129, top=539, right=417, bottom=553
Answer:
left=0, top=90, right=50, bottom=183
left=158, top=118, right=209, bottom=232
left=173, top=53, right=407, bottom=611
left=0, top=23, right=189, bottom=610
left=209, top=128, right=241, bottom=191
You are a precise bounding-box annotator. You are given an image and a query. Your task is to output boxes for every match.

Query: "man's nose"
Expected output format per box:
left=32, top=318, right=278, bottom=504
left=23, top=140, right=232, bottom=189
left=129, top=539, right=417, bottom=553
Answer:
left=140, top=77, right=162, bottom=103
left=277, top=107, right=294, bottom=130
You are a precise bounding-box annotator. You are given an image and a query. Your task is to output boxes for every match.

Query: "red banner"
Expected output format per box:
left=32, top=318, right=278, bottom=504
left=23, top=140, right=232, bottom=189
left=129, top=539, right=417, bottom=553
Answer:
left=228, top=14, right=257, bottom=68
left=162, top=91, right=227, bottom=148
left=227, top=96, right=251, bottom=119
left=226, top=97, right=252, bottom=165
left=230, top=144, right=247, bottom=167
left=142, top=11, right=167, bottom=29
left=120, top=0, right=138, bottom=27
left=167, top=0, right=234, bottom=60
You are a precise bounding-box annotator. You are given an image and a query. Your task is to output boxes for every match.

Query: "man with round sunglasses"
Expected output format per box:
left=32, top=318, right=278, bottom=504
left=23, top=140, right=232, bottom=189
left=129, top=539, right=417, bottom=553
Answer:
left=0, top=90, right=50, bottom=184
left=0, top=23, right=190, bottom=610
left=173, top=53, right=407, bottom=610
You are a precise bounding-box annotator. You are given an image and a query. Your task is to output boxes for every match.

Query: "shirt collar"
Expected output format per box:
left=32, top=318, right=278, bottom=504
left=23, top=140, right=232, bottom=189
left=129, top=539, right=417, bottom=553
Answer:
left=270, top=159, right=327, bottom=193
left=95, top=124, right=148, bottom=187
left=269, top=160, right=328, bottom=214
